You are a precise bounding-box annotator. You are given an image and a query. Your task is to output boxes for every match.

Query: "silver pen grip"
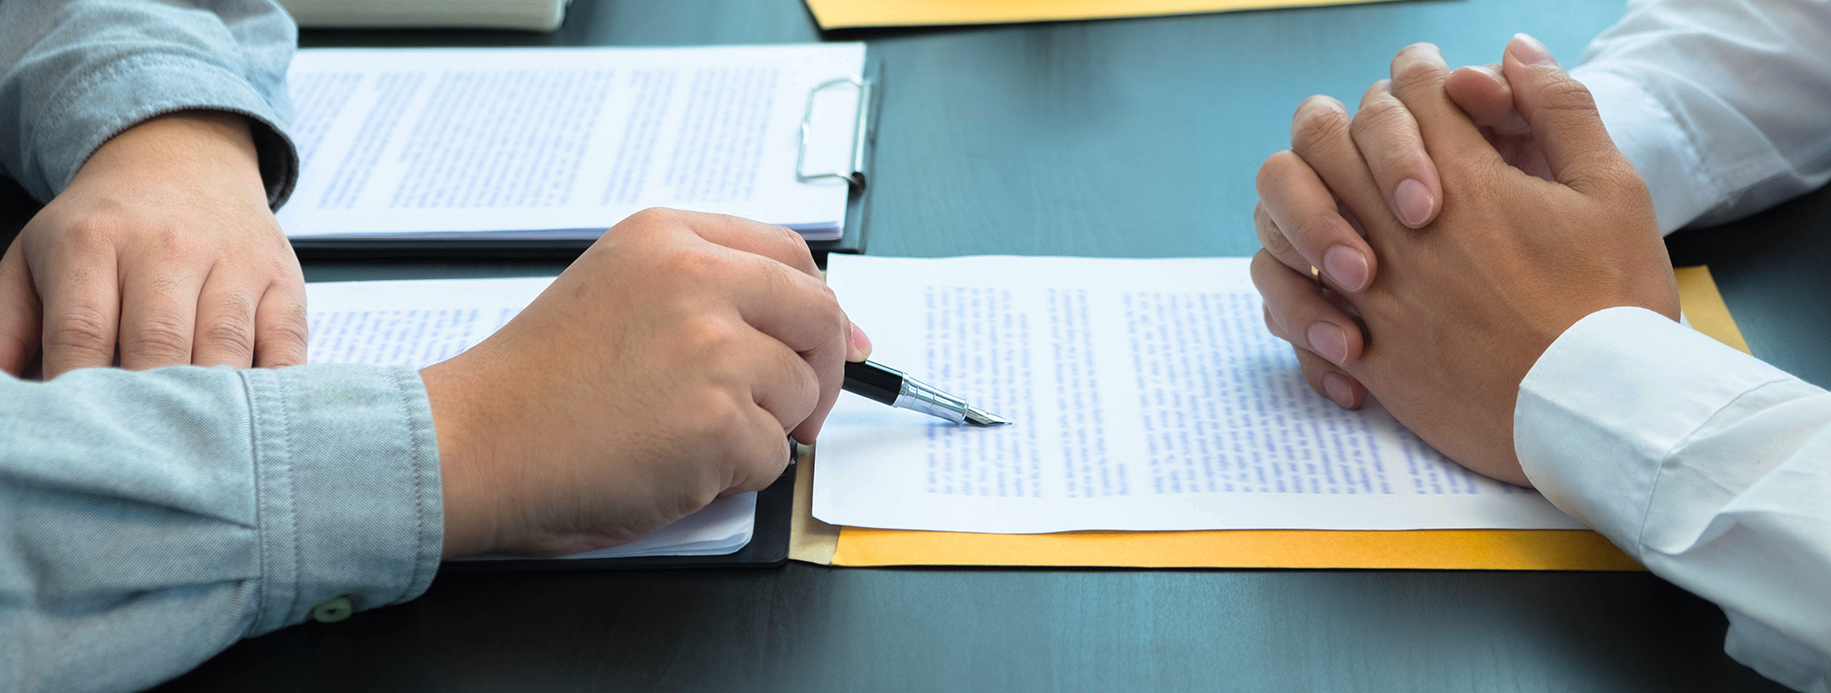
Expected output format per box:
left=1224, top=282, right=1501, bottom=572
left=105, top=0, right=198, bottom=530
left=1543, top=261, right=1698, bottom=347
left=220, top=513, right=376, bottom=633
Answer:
left=892, top=377, right=969, bottom=424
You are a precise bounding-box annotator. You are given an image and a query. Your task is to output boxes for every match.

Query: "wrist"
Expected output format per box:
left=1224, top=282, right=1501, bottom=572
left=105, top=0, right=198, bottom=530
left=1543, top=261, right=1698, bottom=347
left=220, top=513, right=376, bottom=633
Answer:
left=421, top=359, right=508, bottom=558
left=70, top=111, right=267, bottom=202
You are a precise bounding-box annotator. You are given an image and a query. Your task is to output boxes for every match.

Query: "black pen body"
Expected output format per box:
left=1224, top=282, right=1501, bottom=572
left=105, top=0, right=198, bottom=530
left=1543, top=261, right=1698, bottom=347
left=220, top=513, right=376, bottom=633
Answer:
left=843, top=361, right=904, bottom=406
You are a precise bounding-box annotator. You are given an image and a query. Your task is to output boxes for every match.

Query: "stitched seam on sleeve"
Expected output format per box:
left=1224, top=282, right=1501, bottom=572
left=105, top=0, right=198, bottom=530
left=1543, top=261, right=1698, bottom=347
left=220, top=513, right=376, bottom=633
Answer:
left=394, top=368, right=427, bottom=605
left=238, top=371, right=269, bottom=636
left=1631, top=376, right=1795, bottom=552
left=278, top=372, right=303, bottom=624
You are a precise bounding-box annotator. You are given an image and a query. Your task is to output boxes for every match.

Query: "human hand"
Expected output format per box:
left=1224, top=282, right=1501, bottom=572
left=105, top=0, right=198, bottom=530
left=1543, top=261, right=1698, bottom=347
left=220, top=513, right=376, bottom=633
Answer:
left=1253, top=36, right=1562, bottom=409
left=422, top=209, right=872, bottom=558
left=0, top=111, right=307, bottom=378
left=1252, top=37, right=1677, bottom=485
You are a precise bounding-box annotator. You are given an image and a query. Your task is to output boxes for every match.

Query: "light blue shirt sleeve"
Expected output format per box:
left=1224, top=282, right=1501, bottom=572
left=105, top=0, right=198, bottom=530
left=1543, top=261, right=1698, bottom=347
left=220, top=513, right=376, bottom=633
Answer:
left=0, top=0, right=301, bottom=207
left=0, top=365, right=445, bottom=693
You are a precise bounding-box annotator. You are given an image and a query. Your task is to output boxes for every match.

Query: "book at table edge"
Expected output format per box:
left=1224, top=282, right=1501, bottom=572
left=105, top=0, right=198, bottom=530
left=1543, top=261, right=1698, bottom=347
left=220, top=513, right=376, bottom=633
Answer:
left=787, top=265, right=1741, bottom=570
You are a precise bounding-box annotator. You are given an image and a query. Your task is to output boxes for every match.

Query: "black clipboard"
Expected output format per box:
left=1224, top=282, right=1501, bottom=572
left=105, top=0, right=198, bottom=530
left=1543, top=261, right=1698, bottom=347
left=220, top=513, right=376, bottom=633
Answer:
left=290, top=60, right=883, bottom=265
left=443, top=463, right=795, bottom=572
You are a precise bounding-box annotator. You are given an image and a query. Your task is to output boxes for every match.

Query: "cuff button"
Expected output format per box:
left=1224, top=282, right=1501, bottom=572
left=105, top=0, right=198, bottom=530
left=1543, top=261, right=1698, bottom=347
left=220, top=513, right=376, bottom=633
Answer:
left=312, top=596, right=354, bottom=623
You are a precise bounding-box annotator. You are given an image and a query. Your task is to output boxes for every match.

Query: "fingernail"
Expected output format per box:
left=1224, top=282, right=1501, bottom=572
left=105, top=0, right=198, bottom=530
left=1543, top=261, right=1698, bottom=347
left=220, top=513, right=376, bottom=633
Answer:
left=848, top=322, right=872, bottom=360
left=1322, top=372, right=1356, bottom=409
left=1308, top=95, right=1346, bottom=114
left=1510, top=33, right=1555, bottom=66
left=1322, top=245, right=1370, bottom=292
left=1394, top=178, right=1435, bottom=228
left=1307, top=322, right=1349, bottom=366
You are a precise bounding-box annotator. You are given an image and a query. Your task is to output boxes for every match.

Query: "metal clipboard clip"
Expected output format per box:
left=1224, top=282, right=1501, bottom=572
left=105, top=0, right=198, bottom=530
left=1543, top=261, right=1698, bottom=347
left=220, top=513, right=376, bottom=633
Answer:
left=796, top=76, right=873, bottom=188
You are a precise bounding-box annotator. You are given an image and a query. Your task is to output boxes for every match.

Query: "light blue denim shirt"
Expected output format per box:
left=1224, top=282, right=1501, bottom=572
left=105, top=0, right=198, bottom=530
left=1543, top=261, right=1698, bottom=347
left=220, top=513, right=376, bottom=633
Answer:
left=0, top=3, right=444, bottom=692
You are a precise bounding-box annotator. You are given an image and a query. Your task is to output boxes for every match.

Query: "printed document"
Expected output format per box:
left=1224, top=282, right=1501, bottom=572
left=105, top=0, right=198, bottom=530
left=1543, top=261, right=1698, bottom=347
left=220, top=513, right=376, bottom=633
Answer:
left=279, top=44, right=864, bottom=242
left=304, top=276, right=755, bottom=558
left=814, top=255, right=1585, bottom=533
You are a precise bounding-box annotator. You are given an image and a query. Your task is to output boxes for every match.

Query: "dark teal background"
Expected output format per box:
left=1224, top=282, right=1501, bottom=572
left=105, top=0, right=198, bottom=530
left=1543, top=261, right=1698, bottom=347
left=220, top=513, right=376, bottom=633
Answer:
left=137, top=0, right=1831, bottom=690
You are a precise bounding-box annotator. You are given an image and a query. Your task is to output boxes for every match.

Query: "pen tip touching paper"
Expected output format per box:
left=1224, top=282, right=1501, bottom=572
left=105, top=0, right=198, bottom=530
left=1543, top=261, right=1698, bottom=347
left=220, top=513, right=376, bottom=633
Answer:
left=964, top=407, right=1012, bottom=427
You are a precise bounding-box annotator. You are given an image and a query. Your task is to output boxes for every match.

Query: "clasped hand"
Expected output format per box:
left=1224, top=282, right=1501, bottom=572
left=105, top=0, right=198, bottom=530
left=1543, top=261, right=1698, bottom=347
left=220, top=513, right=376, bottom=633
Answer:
left=1251, top=35, right=1679, bottom=485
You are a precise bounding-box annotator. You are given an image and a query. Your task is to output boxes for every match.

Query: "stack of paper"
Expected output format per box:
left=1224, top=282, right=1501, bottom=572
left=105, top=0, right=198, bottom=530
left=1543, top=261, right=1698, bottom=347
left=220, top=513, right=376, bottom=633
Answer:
left=303, top=276, right=755, bottom=559
left=813, top=255, right=1585, bottom=534
left=279, top=0, right=572, bottom=32
left=279, top=44, right=867, bottom=244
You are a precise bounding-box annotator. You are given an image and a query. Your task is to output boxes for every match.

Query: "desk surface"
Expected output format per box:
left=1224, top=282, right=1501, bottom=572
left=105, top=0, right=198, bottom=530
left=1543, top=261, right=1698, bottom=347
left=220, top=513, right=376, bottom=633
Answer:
left=151, top=1, right=1822, bottom=690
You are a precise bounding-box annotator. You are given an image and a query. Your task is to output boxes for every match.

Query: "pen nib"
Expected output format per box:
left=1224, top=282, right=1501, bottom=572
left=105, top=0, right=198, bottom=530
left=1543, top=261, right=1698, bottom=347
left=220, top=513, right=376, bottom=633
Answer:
left=964, top=407, right=1012, bottom=427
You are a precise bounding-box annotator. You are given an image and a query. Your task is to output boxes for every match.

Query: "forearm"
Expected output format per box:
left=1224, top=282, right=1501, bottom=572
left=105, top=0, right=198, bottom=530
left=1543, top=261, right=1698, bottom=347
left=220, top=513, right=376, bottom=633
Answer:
left=1572, top=0, right=1831, bottom=233
left=0, top=365, right=442, bottom=693
left=1516, top=308, right=1831, bottom=691
left=0, top=0, right=299, bottom=206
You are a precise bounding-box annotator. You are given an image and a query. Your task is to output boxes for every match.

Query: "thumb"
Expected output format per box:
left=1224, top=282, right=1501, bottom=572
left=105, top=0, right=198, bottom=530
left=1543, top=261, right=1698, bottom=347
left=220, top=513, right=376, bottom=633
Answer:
left=1446, top=64, right=1529, bottom=137
left=846, top=320, right=872, bottom=362
left=1500, top=33, right=1622, bottom=192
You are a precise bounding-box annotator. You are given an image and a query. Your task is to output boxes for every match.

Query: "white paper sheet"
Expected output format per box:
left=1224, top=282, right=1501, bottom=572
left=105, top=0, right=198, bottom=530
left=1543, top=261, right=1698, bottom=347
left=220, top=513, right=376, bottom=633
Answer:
left=279, top=44, right=863, bottom=242
left=814, top=255, right=1585, bottom=533
left=303, top=276, right=755, bottom=558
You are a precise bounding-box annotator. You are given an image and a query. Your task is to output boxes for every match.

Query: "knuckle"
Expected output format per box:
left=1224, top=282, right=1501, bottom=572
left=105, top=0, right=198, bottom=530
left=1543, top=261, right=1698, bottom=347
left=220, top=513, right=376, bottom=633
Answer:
left=125, top=311, right=191, bottom=357
left=1349, top=96, right=1410, bottom=138
left=1256, top=213, right=1298, bottom=261
left=1248, top=250, right=1285, bottom=289
left=1393, top=59, right=1444, bottom=90
left=149, top=225, right=187, bottom=256
left=1535, top=74, right=1597, bottom=114
left=767, top=224, right=814, bottom=265
left=658, top=244, right=725, bottom=284
left=214, top=288, right=257, bottom=317
left=1256, top=151, right=1300, bottom=192
left=260, top=317, right=309, bottom=359
left=59, top=215, right=124, bottom=253
left=200, top=317, right=254, bottom=354
left=263, top=305, right=311, bottom=348
left=1290, top=208, right=1349, bottom=252
left=1291, top=101, right=1351, bottom=150
left=1261, top=303, right=1285, bottom=340
left=46, top=306, right=111, bottom=353
left=624, top=207, right=681, bottom=228
left=679, top=313, right=745, bottom=360
left=696, top=391, right=756, bottom=451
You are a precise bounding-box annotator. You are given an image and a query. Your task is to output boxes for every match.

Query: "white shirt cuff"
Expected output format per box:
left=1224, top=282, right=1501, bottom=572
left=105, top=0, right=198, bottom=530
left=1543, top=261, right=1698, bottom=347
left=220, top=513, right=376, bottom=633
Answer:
left=1513, top=307, right=1790, bottom=555
left=1574, top=68, right=1720, bottom=235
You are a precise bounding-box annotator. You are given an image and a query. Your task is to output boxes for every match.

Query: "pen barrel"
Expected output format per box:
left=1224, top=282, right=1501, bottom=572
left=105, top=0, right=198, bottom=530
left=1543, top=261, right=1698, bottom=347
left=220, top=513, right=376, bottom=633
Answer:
left=844, top=360, right=902, bottom=405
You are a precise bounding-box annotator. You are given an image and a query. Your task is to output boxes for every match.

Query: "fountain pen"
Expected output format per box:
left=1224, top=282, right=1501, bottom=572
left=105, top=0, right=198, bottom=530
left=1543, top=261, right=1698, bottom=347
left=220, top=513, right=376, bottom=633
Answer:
left=843, top=360, right=1011, bottom=427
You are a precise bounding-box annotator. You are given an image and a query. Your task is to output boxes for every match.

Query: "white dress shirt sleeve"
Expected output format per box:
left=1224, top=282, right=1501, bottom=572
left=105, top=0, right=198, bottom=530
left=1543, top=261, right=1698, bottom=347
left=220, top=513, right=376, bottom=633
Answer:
left=1516, top=307, right=1831, bottom=692
left=1570, top=0, right=1831, bottom=234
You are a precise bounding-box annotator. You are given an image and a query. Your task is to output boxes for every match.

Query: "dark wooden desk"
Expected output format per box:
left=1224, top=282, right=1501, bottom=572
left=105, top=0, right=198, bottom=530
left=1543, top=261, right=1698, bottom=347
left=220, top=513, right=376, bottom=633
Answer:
left=152, top=0, right=1813, bottom=690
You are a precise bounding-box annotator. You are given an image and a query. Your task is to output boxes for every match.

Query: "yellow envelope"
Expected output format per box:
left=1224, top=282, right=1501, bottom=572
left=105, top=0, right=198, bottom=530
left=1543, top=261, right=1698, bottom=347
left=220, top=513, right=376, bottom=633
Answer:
left=793, top=266, right=1746, bottom=570
left=803, top=0, right=1400, bottom=29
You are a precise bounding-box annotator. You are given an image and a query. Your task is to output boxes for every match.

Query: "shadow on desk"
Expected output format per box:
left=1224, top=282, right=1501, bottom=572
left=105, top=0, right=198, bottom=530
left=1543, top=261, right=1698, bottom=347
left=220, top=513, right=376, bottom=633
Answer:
left=1667, top=182, right=1831, bottom=389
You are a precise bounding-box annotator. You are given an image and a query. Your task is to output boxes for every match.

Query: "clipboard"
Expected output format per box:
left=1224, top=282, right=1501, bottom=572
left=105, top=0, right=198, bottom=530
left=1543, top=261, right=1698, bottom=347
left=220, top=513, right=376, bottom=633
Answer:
left=289, top=60, right=885, bottom=264
left=444, top=463, right=796, bottom=572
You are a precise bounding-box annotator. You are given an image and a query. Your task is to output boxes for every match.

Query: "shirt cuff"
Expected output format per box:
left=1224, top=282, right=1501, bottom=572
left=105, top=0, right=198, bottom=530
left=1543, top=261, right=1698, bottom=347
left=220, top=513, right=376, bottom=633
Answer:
left=238, top=364, right=443, bottom=636
left=1513, top=307, right=1791, bottom=556
left=1573, top=67, right=1718, bottom=235
left=30, top=53, right=299, bottom=209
